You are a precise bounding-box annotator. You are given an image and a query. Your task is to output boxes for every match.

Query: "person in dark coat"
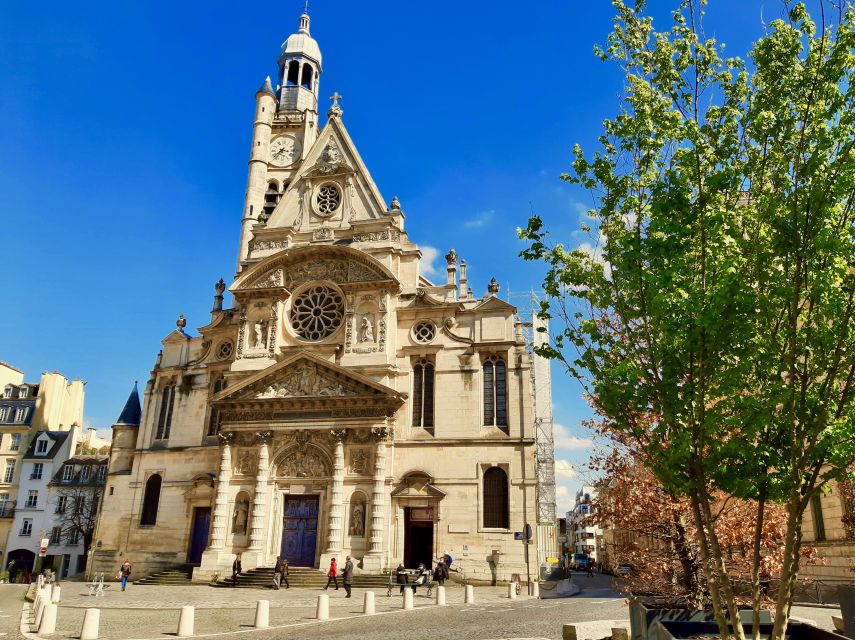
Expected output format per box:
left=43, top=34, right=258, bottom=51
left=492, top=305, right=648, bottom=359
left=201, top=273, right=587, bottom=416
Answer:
left=273, top=557, right=283, bottom=589
left=433, top=559, right=445, bottom=586
left=396, top=562, right=408, bottom=594
left=232, top=553, right=242, bottom=587
left=280, top=557, right=290, bottom=589
left=342, top=556, right=354, bottom=598
left=324, top=558, right=339, bottom=590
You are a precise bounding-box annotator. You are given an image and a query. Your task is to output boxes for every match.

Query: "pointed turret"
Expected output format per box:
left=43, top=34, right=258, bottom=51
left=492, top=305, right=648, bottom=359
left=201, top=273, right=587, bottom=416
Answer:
left=116, top=382, right=141, bottom=426
left=257, top=76, right=275, bottom=99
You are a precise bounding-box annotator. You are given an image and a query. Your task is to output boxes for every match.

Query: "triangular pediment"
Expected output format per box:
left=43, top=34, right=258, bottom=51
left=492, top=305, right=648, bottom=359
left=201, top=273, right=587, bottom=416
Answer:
left=391, top=473, right=447, bottom=499
left=266, top=118, right=390, bottom=230
left=214, top=352, right=404, bottom=412
left=472, top=296, right=517, bottom=312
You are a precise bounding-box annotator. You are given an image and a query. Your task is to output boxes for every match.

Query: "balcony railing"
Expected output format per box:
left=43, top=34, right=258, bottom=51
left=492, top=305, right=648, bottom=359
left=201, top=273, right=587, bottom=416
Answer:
left=0, top=506, right=14, bottom=518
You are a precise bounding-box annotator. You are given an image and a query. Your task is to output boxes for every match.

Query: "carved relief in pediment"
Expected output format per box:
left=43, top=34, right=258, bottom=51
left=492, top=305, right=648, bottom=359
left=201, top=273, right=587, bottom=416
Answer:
left=245, top=259, right=381, bottom=291
left=276, top=448, right=331, bottom=478
left=254, top=362, right=358, bottom=399
left=306, top=140, right=351, bottom=177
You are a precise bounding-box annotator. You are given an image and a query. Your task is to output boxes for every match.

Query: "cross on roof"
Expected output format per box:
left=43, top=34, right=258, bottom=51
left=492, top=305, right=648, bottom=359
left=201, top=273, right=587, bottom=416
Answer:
left=330, top=92, right=342, bottom=107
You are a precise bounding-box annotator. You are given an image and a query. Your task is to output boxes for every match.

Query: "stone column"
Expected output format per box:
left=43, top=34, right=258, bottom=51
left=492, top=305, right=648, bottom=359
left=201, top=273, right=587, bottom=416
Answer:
left=364, top=427, right=389, bottom=572
left=247, top=431, right=272, bottom=566
left=208, top=432, right=235, bottom=550
left=324, top=429, right=347, bottom=555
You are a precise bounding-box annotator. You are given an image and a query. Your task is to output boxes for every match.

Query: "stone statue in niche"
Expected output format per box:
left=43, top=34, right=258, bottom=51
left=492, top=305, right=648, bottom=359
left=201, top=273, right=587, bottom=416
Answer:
left=233, top=496, right=250, bottom=535
left=358, top=316, right=374, bottom=343
left=349, top=500, right=365, bottom=537
left=252, top=320, right=268, bottom=349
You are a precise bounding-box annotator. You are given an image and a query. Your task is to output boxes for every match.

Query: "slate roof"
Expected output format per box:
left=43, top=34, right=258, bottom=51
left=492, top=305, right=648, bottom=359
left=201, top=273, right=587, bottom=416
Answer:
left=22, top=431, right=69, bottom=460
left=115, top=382, right=141, bottom=427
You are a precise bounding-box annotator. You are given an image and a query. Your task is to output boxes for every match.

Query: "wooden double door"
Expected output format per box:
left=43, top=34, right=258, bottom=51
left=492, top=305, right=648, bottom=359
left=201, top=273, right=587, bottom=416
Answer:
left=280, top=495, right=320, bottom=567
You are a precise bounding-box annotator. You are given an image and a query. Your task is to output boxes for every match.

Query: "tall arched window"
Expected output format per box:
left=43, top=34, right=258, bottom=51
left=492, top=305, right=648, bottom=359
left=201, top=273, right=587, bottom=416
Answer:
left=482, top=355, right=507, bottom=427
left=412, top=358, right=434, bottom=429
left=155, top=384, right=175, bottom=440
left=286, top=61, right=300, bottom=86
left=301, top=63, right=313, bottom=90
left=483, top=467, right=509, bottom=529
left=140, top=474, right=162, bottom=526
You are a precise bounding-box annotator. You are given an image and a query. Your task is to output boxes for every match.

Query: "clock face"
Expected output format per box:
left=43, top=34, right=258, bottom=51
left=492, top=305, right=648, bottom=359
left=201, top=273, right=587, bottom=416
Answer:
left=270, top=136, right=302, bottom=166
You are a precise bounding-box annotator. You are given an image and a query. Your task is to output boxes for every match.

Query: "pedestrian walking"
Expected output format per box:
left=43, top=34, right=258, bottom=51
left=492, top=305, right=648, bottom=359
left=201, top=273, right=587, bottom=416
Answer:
left=273, top=556, right=283, bottom=589
left=586, top=563, right=593, bottom=578
left=232, top=553, right=242, bottom=587
left=324, top=557, right=339, bottom=590
left=342, top=556, right=354, bottom=598
left=433, top=559, right=446, bottom=586
left=118, top=561, right=132, bottom=591
left=280, top=557, right=290, bottom=589
left=396, top=562, right=408, bottom=594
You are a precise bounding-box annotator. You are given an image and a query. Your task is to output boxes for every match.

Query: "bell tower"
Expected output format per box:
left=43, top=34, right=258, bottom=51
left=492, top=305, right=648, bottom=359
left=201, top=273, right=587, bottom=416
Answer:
left=277, top=11, right=322, bottom=113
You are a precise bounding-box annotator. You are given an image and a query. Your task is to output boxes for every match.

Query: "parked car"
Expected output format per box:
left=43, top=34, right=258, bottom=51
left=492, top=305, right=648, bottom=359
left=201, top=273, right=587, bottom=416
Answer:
left=617, top=562, right=633, bottom=575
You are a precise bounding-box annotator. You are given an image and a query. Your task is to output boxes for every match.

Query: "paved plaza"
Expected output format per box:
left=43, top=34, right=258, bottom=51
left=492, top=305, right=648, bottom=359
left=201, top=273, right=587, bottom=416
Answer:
left=5, top=573, right=844, bottom=640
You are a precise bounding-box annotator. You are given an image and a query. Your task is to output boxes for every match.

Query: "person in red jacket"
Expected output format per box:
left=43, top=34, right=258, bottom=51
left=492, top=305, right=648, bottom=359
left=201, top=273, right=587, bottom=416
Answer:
left=324, top=558, right=339, bottom=590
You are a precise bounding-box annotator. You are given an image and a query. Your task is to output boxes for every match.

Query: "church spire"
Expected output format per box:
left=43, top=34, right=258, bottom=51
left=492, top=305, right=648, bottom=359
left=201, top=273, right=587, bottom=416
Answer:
left=278, top=7, right=322, bottom=113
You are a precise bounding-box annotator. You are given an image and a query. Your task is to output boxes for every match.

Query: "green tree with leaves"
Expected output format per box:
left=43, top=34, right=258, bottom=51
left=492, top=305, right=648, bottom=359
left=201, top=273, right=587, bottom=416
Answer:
left=519, top=2, right=855, bottom=639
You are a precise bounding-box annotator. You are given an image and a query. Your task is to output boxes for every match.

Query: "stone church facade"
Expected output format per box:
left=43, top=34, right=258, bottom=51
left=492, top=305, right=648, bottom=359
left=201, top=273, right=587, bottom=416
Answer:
left=91, top=11, right=554, bottom=583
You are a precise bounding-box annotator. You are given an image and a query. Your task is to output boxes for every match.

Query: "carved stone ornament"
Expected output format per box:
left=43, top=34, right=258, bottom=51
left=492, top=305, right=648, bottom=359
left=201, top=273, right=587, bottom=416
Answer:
left=312, top=227, right=334, bottom=241
left=277, top=449, right=331, bottom=478
left=246, top=259, right=380, bottom=291
left=255, top=362, right=357, bottom=399
left=307, top=140, right=349, bottom=176
left=295, top=430, right=310, bottom=452
left=371, top=427, right=390, bottom=442
left=249, top=239, right=289, bottom=253
left=329, top=428, right=348, bottom=443
left=235, top=450, right=257, bottom=475
left=255, top=430, right=274, bottom=445
left=351, top=230, right=401, bottom=243
left=349, top=449, right=369, bottom=474
left=219, top=431, right=236, bottom=446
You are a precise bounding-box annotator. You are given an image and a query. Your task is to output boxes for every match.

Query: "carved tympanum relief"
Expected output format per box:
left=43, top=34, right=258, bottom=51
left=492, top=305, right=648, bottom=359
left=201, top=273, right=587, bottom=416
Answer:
left=349, top=449, right=369, bottom=474
left=235, top=450, right=257, bottom=476
left=277, top=449, right=330, bottom=478
left=245, top=259, right=382, bottom=291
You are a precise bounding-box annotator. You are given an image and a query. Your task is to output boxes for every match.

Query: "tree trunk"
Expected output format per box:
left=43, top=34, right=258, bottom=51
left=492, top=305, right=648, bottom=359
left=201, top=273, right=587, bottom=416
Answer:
left=771, top=499, right=805, bottom=640
left=673, top=512, right=703, bottom=609
left=689, top=490, right=733, bottom=640
left=751, top=482, right=768, bottom=640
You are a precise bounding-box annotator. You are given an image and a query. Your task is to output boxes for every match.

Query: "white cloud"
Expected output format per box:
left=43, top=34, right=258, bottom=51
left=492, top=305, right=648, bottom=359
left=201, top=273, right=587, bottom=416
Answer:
left=553, top=423, right=594, bottom=451
left=570, top=201, right=589, bottom=218
left=420, top=246, right=440, bottom=277
left=576, top=240, right=612, bottom=281
left=555, top=458, right=578, bottom=480
left=463, top=210, right=495, bottom=229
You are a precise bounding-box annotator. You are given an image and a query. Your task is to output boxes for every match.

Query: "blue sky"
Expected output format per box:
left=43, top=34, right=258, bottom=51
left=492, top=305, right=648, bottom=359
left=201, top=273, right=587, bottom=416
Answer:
left=0, top=0, right=811, bottom=514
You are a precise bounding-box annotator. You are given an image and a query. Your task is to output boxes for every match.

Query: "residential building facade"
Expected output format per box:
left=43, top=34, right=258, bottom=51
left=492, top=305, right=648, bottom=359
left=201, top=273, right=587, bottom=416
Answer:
left=0, top=364, right=84, bottom=572
left=567, top=486, right=601, bottom=568
left=90, top=10, right=554, bottom=584
left=799, top=474, right=855, bottom=594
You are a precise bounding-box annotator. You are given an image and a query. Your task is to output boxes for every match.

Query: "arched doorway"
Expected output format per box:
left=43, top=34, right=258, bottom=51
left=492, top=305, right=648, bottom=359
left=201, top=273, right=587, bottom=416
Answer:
left=6, top=548, right=35, bottom=581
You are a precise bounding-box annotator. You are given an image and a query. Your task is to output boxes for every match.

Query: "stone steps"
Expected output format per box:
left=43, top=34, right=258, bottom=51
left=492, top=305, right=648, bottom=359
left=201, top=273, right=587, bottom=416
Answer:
left=215, top=566, right=388, bottom=589
left=135, top=566, right=194, bottom=586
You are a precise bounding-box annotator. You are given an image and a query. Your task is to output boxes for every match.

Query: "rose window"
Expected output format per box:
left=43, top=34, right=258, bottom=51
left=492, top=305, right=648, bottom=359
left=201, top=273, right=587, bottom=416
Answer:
left=215, top=340, right=234, bottom=361
left=413, top=321, right=436, bottom=344
left=291, top=285, right=345, bottom=341
left=315, top=184, right=341, bottom=215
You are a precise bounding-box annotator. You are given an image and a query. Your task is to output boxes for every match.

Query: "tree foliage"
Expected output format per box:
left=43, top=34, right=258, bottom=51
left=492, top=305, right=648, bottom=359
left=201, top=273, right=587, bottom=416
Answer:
left=519, top=1, right=855, bottom=639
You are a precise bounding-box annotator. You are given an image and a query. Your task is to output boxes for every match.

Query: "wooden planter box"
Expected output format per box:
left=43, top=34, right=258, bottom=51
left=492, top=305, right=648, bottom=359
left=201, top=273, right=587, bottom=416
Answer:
left=629, top=598, right=772, bottom=640
left=650, top=620, right=848, bottom=640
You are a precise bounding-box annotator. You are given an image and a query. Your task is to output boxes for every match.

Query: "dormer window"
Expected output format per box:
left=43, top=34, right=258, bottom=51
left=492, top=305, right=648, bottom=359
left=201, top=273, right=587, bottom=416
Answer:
left=81, top=466, right=91, bottom=482
left=14, top=408, right=26, bottom=423
left=0, top=407, right=8, bottom=422
left=3, top=386, right=12, bottom=399
left=97, top=465, right=107, bottom=482
left=62, top=465, right=74, bottom=483
left=18, top=386, right=27, bottom=398
left=35, top=439, right=48, bottom=455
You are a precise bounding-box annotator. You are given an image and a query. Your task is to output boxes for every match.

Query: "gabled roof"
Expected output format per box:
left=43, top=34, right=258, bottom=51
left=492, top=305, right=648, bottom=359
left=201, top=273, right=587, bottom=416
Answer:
left=115, top=382, right=141, bottom=427
left=471, top=296, right=517, bottom=313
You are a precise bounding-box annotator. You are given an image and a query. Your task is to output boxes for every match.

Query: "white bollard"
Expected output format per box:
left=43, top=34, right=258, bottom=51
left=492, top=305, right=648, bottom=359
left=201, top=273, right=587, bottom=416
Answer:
left=80, top=608, right=100, bottom=640
left=530, top=581, right=540, bottom=598
left=254, top=600, right=269, bottom=629
left=34, top=597, right=46, bottom=628
left=464, top=584, right=475, bottom=604
left=39, top=604, right=58, bottom=635
left=316, top=594, right=329, bottom=620
left=435, top=586, right=446, bottom=606
left=363, top=591, right=375, bottom=615
left=402, top=588, right=414, bottom=610
left=508, top=582, right=517, bottom=599
left=51, top=585, right=61, bottom=604
left=177, top=605, right=194, bottom=637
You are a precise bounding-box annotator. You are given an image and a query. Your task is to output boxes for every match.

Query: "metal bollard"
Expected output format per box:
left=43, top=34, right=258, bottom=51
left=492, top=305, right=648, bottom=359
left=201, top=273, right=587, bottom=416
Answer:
left=363, top=591, right=375, bottom=615
left=254, top=600, right=269, bottom=629
left=436, top=586, right=446, bottom=606
left=80, top=608, right=100, bottom=640
left=51, top=585, right=61, bottom=604
left=177, top=605, right=194, bottom=637
left=507, top=582, right=517, bottom=599
left=39, top=604, right=58, bottom=635
left=316, top=594, right=329, bottom=620
left=403, top=588, right=414, bottom=610
left=464, top=584, right=475, bottom=604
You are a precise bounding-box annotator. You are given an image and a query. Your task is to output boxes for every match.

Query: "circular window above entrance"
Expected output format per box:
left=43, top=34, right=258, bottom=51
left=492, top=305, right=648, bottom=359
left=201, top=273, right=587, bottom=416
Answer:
left=290, top=284, right=345, bottom=341
left=314, top=183, right=342, bottom=216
